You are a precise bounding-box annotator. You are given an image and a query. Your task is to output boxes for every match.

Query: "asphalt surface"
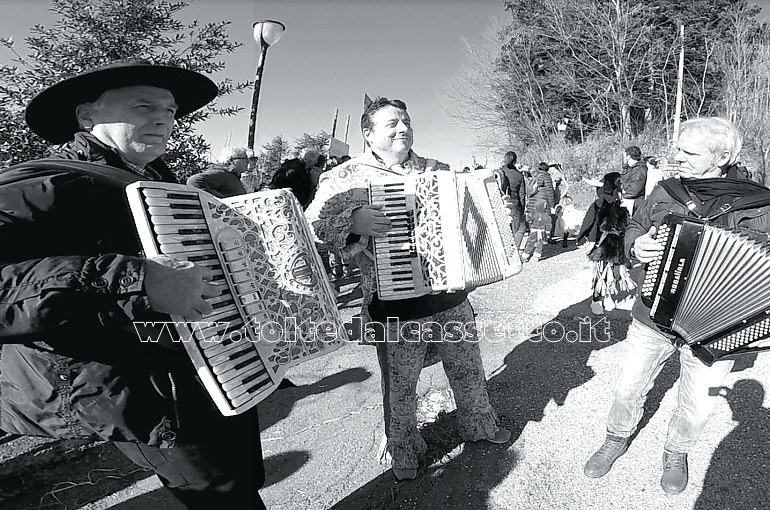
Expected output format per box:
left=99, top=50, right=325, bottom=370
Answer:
left=3, top=241, right=769, bottom=509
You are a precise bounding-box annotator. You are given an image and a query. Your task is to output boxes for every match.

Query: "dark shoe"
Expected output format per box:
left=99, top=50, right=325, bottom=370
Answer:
left=584, top=435, right=629, bottom=478
left=661, top=452, right=688, bottom=495
left=484, top=427, right=512, bottom=445
left=393, top=468, right=417, bottom=481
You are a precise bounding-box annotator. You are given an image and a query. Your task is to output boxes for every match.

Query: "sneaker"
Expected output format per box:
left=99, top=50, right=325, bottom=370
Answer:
left=521, top=253, right=530, bottom=263
left=590, top=300, right=604, bottom=315
left=584, top=435, right=629, bottom=478
left=531, top=253, right=541, bottom=262
left=661, top=452, right=688, bottom=494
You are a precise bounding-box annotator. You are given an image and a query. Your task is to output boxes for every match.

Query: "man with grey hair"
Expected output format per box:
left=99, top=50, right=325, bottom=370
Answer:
left=584, top=117, right=770, bottom=495
left=187, top=145, right=254, bottom=198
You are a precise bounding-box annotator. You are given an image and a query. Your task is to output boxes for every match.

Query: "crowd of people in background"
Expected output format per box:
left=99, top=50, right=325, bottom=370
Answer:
left=184, top=141, right=676, bottom=297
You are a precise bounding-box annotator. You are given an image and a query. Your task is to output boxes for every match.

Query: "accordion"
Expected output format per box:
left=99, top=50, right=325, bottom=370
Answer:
left=127, top=182, right=346, bottom=415
left=641, top=213, right=770, bottom=365
left=369, top=169, right=522, bottom=300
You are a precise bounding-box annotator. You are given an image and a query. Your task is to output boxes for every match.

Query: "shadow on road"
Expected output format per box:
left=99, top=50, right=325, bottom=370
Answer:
left=263, top=450, right=312, bottom=489
left=259, top=367, right=372, bottom=431
left=536, top=235, right=580, bottom=262
left=331, top=297, right=632, bottom=509
left=695, top=378, right=770, bottom=510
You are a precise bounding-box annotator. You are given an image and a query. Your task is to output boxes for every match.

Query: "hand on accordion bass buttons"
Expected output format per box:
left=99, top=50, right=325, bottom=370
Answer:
left=350, top=204, right=392, bottom=237
left=144, top=255, right=220, bottom=322
left=633, top=226, right=664, bottom=263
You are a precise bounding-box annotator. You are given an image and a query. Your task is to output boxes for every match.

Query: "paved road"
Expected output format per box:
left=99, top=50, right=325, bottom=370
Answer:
left=3, top=242, right=769, bottom=509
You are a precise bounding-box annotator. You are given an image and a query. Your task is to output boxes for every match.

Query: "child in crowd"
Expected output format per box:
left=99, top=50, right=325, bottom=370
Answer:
left=521, top=199, right=551, bottom=262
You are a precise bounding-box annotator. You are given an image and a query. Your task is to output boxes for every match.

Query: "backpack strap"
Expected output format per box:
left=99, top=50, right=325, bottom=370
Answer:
left=6, top=158, right=145, bottom=187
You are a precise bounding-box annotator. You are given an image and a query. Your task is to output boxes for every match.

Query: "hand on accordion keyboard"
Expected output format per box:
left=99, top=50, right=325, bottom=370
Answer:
left=144, top=255, right=221, bottom=322
left=350, top=204, right=392, bottom=237
left=633, top=226, right=664, bottom=263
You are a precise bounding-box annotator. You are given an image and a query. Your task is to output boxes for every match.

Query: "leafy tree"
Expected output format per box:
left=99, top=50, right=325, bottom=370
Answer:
left=453, top=0, right=766, bottom=148
left=0, top=0, right=249, bottom=181
left=716, top=4, right=770, bottom=184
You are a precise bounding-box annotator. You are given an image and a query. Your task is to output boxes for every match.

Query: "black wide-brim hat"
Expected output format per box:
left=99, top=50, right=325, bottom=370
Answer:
left=25, top=59, right=219, bottom=144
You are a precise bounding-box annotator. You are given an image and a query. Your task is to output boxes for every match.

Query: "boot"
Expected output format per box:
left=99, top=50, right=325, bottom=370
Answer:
left=584, top=435, right=629, bottom=478
left=660, top=452, right=688, bottom=494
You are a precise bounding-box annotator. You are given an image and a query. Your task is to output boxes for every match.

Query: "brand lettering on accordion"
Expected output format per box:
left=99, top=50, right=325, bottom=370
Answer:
left=670, top=258, right=686, bottom=295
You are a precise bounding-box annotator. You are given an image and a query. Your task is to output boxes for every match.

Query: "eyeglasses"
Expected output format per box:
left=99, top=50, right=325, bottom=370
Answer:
left=233, top=157, right=258, bottom=162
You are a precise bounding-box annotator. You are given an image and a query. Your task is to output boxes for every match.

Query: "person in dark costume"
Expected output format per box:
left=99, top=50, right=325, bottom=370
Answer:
left=578, top=172, right=636, bottom=315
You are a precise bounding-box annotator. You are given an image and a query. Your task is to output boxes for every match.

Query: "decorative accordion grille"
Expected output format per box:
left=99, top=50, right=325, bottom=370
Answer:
left=414, top=173, right=448, bottom=289
left=224, top=193, right=345, bottom=367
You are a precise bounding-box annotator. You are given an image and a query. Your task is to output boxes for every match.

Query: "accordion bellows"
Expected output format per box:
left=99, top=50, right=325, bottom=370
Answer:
left=641, top=213, right=770, bottom=365
left=369, top=170, right=522, bottom=300
left=127, top=182, right=346, bottom=415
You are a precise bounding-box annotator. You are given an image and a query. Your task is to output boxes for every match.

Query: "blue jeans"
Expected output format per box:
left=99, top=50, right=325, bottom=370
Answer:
left=607, top=319, right=734, bottom=453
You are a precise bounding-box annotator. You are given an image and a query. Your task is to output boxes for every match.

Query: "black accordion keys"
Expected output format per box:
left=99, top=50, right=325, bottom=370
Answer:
left=641, top=213, right=770, bottom=365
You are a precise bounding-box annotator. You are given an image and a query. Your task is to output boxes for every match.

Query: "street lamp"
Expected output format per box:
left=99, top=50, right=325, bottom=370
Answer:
left=248, top=19, right=285, bottom=150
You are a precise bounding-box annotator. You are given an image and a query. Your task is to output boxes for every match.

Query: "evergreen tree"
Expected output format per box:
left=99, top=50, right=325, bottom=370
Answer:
left=0, top=0, right=249, bottom=181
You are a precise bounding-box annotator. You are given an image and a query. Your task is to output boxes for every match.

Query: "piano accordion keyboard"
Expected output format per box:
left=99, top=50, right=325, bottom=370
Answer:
left=137, top=188, right=275, bottom=415
left=370, top=182, right=422, bottom=299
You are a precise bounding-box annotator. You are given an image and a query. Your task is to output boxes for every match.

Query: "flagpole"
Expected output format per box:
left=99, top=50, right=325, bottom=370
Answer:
left=672, top=25, right=685, bottom=145
left=331, top=108, right=339, bottom=139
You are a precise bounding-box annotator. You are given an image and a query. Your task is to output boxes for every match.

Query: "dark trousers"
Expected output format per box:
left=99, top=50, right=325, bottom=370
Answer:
left=115, top=410, right=266, bottom=509
left=512, top=213, right=528, bottom=249
left=375, top=341, right=391, bottom=436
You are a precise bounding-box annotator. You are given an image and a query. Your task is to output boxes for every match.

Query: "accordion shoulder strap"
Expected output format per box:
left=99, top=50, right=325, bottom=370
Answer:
left=659, top=178, right=702, bottom=217
left=659, top=177, right=770, bottom=220
left=7, top=158, right=144, bottom=187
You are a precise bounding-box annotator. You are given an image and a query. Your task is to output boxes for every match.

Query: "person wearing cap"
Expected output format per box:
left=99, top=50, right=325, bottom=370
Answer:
left=187, top=146, right=254, bottom=198
left=0, top=60, right=266, bottom=509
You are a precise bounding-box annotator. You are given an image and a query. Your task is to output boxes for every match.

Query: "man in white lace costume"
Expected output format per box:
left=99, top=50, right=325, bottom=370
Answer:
left=305, top=97, right=510, bottom=481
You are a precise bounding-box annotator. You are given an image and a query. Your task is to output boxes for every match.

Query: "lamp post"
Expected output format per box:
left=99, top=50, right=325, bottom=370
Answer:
left=248, top=19, right=285, bottom=151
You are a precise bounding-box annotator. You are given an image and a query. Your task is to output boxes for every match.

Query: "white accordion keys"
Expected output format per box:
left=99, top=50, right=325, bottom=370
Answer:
left=127, top=182, right=346, bottom=415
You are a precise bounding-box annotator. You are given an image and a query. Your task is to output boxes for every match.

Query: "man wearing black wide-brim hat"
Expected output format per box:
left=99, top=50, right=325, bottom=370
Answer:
left=0, top=60, right=267, bottom=509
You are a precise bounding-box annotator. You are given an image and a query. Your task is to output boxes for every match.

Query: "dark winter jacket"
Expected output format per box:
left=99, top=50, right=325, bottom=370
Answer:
left=627, top=174, right=770, bottom=333
left=501, top=165, right=527, bottom=216
left=0, top=132, right=217, bottom=446
left=620, top=160, right=647, bottom=209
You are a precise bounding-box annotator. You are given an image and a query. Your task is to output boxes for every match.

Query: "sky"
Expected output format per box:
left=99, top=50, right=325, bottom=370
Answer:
left=0, top=0, right=509, bottom=169
left=1, top=0, right=770, bottom=170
